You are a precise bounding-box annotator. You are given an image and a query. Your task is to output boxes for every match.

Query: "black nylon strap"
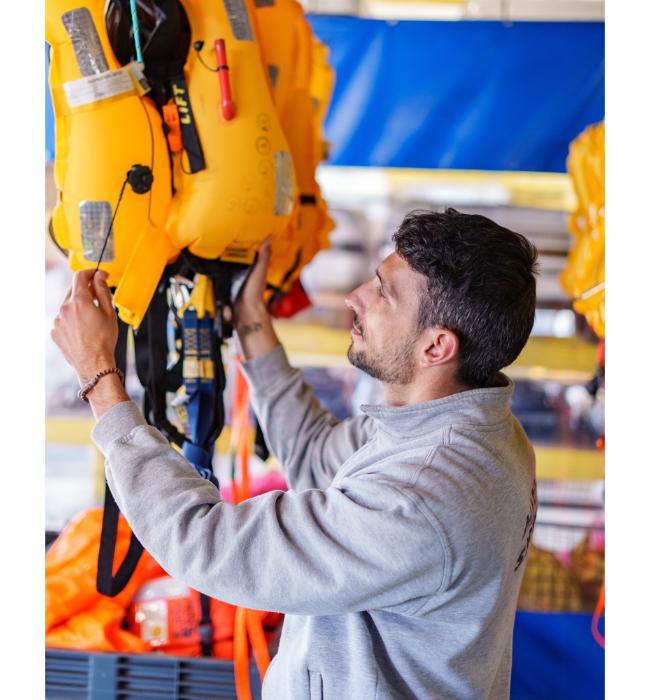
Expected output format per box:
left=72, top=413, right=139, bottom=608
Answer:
left=96, top=319, right=145, bottom=597
left=114, top=316, right=129, bottom=376
left=96, top=485, right=144, bottom=596
left=169, top=73, right=206, bottom=173
left=134, top=277, right=186, bottom=447
left=198, top=592, right=213, bottom=656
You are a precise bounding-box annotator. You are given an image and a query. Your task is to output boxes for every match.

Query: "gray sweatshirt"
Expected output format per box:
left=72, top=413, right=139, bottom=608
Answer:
left=92, top=344, right=536, bottom=700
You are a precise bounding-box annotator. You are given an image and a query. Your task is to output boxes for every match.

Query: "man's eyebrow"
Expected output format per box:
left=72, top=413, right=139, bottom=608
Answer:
left=375, top=269, right=396, bottom=298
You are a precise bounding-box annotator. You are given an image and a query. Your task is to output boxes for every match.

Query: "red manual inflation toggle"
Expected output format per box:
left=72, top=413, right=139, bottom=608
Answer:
left=214, top=39, right=235, bottom=121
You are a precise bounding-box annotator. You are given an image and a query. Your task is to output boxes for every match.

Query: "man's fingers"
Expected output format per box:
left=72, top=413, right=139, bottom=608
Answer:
left=248, top=240, right=271, bottom=286
left=93, top=271, right=115, bottom=316
left=258, top=237, right=271, bottom=259
left=72, top=269, right=95, bottom=294
left=236, top=240, right=272, bottom=307
left=258, top=240, right=271, bottom=270
left=71, top=269, right=97, bottom=303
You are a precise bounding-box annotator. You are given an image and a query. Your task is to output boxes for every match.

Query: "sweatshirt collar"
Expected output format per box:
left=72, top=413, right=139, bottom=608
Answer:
left=360, top=374, right=515, bottom=438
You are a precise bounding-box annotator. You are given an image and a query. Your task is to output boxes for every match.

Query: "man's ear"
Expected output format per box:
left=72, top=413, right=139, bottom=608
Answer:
left=420, top=327, right=460, bottom=369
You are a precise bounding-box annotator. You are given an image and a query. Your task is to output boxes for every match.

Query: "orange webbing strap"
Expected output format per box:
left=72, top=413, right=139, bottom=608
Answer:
left=234, top=606, right=252, bottom=700
left=232, top=358, right=272, bottom=697
left=591, top=581, right=605, bottom=648
left=246, top=609, right=271, bottom=675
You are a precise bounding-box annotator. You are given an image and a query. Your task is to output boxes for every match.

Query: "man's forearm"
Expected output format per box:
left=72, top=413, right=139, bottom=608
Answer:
left=233, top=302, right=281, bottom=360
left=86, top=372, right=131, bottom=420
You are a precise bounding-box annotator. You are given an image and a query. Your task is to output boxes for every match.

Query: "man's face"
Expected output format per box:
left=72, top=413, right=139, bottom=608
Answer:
left=345, top=252, right=424, bottom=385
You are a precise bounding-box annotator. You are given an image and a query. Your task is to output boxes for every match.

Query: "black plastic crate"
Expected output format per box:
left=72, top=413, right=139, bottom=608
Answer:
left=45, top=649, right=261, bottom=700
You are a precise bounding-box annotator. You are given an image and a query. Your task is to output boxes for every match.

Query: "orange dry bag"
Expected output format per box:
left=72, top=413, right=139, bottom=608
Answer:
left=46, top=508, right=165, bottom=651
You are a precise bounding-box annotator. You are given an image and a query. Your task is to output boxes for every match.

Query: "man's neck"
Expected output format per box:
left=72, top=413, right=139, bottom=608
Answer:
left=382, top=373, right=470, bottom=407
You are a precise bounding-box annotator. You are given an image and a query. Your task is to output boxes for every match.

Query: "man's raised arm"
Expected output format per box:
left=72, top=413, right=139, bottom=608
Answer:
left=233, top=241, right=372, bottom=491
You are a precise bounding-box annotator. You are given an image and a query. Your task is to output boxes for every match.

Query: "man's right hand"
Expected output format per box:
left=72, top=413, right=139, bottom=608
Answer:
left=232, top=239, right=281, bottom=360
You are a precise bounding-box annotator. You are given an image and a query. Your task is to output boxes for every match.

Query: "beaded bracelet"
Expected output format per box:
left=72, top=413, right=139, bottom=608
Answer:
left=77, top=367, right=125, bottom=402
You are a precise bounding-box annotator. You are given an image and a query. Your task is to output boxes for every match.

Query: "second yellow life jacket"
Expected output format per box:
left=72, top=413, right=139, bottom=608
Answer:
left=253, top=0, right=334, bottom=293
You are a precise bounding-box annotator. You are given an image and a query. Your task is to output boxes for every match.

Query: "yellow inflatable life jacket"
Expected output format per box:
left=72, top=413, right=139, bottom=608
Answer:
left=293, top=31, right=336, bottom=277
left=254, top=0, right=333, bottom=291
left=560, top=121, right=604, bottom=338
left=163, top=0, right=296, bottom=264
left=310, top=38, right=335, bottom=164
left=298, top=29, right=337, bottom=273
left=48, top=0, right=334, bottom=327
left=46, top=0, right=175, bottom=328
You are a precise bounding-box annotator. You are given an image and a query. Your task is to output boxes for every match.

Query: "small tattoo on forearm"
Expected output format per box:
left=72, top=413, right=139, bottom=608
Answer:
left=239, top=322, right=263, bottom=337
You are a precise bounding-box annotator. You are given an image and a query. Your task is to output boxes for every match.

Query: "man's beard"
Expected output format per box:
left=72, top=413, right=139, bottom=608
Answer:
left=347, top=315, right=417, bottom=385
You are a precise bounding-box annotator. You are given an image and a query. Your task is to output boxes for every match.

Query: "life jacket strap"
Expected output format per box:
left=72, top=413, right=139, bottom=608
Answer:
left=198, top=592, right=214, bottom=657
left=96, top=318, right=144, bottom=597
left=169, top=73, right=206, bottom=173
left=96, top=481, right=144, bottom=596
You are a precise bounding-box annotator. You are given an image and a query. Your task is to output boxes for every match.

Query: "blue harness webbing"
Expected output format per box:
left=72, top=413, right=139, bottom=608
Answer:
left=180, top=307, right=220, bottom=487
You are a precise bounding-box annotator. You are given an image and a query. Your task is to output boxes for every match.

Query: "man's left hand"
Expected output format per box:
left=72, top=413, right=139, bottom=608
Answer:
left=51, top=269, right=119, bottom=384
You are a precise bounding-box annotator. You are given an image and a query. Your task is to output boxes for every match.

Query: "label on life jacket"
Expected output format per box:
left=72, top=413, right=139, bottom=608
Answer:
left=63, top=67, right=137, bottom=109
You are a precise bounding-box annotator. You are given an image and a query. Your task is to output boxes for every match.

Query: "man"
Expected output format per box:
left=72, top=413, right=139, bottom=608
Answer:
left=52, top=208, right=539, bottom=699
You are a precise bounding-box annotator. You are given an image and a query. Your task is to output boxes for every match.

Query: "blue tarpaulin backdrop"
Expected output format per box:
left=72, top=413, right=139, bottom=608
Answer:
left=511, top=612, right=604, bottom=700
left=307, top=17, right=604, bottom=172
left=46, top=18, right=603, bottom=171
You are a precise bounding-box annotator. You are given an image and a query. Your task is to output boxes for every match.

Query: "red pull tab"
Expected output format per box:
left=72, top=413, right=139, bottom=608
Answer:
left=214, top=39, right=235, bottom=121
left=269, top=279, right=312, bottom=319
left=162, top=100, right=183, bottom=152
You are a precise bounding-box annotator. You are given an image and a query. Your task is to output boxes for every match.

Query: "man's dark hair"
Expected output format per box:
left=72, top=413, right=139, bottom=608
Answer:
left=393, top=208, right=539, bottom=388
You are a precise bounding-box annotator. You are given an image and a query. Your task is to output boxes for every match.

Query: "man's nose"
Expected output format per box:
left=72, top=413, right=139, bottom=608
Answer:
left=345, top=284, right=366, bottom=314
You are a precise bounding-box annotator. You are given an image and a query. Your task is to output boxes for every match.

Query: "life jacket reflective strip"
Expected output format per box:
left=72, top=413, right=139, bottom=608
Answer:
left=46, top=0, right=175, bottom=329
